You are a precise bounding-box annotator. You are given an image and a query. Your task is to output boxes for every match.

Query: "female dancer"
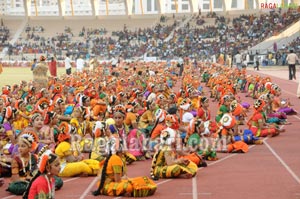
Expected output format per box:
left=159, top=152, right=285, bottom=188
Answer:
left=55, top=122, right=99, bottom=177
left=92, top=124, right=156, bottom=197
left=150, top=127, right=198, bottom=180
left=7, top=132, right=38, bottom=195
left=23, top=150, right=61, bottom=199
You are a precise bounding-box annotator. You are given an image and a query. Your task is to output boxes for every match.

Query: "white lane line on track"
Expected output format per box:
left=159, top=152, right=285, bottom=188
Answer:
left=264, top=139, right=300, bottom=184
left=192, top=176, right=198, bottom=199
left=179, top=192, right=212, bottom=195
left=282, top=89, right=297, bottom=96
left=1, top=196, right=15, bottom=199
left=293, top=115, right=300, bottom=120
left=156, top=179, right=172, bottom=185
left=79, top=176, right=100, bottom=199
left=64, top=177, right=80, bottom=183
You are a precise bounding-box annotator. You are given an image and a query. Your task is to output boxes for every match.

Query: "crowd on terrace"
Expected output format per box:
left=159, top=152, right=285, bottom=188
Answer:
left=0, top=7, right=300, bottom=63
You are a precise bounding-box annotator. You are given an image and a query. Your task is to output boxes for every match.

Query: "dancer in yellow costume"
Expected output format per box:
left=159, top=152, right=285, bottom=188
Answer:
left=90, top=121, right=107, bottom=161
left=69, top=105, right=93, bottom=152
left=32, top=55, right=48, bottom=90
left=92, top=124, right=157, bottom=197
left=150, top=127, right=198, bottom=180
left=55, top=122, right=99, bottom=177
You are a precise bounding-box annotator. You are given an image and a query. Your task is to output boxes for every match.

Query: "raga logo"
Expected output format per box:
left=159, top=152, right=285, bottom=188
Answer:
left=260, top=3, right=298, bottom=9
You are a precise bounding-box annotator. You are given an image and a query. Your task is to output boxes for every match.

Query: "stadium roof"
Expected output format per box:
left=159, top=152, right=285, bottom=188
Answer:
left=0, top=0, right=296, bottom=17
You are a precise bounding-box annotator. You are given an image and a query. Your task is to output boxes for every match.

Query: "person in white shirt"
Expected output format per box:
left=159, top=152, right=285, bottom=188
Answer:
left=64, top=54, right=72, bottom=75
left=111, top=56, right=118, bottom=68
left=178, top=56, right=184, bottom=76
left=234, top=51, right=242, bottom=70
left=286, top=49, right=299, bottom=80
left=76, top=54, right=85, bottom=72
left=149, top=70, right=156, bottom=76
left=254, top=53, right=260, bottom=71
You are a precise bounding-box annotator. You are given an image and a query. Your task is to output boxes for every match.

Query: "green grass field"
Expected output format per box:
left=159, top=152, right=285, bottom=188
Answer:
left=0, top=67, right=67, bottom=86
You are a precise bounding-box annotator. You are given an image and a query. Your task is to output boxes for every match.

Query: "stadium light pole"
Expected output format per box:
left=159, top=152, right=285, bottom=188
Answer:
left=174, top=0, right=179, bottom=13
left=33, top=0, right=38, bottom=16
left=189, top=0, right=199, bottom=13
left=70, top=0, right=74, bottom=16
left=90, top=0, right=96, bottom=17
left=106, top=0, right=109, bottom=15
left=23, top=0, right=29, bottom=17
left=140, top=0, right=144, bottom=14
left=58, top=0, right=63, bottom=17
left=125, top=0, right=133, bottom=16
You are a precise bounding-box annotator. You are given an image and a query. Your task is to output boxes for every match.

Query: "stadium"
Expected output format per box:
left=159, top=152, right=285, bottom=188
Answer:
left=1, top=0, right=300, bottom=199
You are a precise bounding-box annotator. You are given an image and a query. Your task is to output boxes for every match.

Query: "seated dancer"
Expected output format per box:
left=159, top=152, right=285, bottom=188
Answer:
left=22, top=113, right=53, bottom=153
left=92, top=124, right=157, bottom=197
left=270, top=84, right=297, bottom=115
left=230, top=100, right=247, bottom=125
left=150, top=127, right=198, bottom=180
left=178, top=98, right=194, bottom=144
left=107, top=105, right=137, bottom=163
left=1, top=105, right=18, bottom=155
left=138, top=100, right=156, bottom=137
left=215, top=95, right=231, bottom=123
left=248, top=99, right=283, bottom=137
left=55, top=122, right=99, bottom=177
left=7, top=132, right=38, bottom=195
left=214, top=113, right=248, bottom=153
left=23, top=149, right=61, bottom=199
left=197, top=96, right=217, bottom=136
left=260, top=93, right=289, bottom=125
left=187, top=118, right=217, bottom=161
left=90, top=121, right=108, bottom=161
left=232, top=129, right=263, bottom=145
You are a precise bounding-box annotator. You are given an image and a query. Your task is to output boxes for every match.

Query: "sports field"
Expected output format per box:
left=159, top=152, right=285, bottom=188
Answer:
left=0, top=67, right=66, bottom=86
left=0, top=65, right=297, bottom=86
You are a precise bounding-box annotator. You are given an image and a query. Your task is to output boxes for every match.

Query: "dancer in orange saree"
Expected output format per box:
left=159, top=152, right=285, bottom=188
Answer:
left=92, top=124, right=157, bottom=197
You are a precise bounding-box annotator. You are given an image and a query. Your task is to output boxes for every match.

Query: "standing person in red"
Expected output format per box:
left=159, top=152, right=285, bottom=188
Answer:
left=49, top=56, right=57, bottom=77
left=0, top=62, right=3, bottom=74
left=23, top=150, right=61, bottom=199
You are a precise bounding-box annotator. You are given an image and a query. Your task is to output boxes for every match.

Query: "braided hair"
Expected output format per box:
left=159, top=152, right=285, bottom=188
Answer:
left=92, top=153, right=112, bottom=196
left=150, top=149, right=160, bottom=181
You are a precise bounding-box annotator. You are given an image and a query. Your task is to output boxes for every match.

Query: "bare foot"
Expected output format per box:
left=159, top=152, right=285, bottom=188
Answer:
left=271, top=131, right=280, bottom=137
left=124, top=192, right=132, bottom=197
left=253, top=140, right=263, bottom=145
left=0, top=178, right=4, bottom=187
left=79, top=172, right=89, bottom=177
left=282, top=121, right=292, bottom=125
left=179, top=173, right=193, bottom=179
